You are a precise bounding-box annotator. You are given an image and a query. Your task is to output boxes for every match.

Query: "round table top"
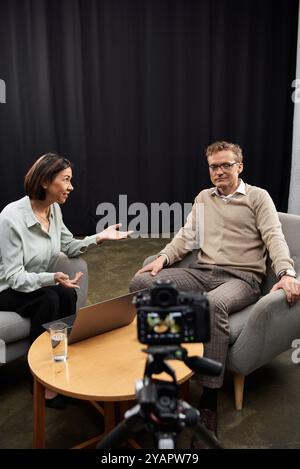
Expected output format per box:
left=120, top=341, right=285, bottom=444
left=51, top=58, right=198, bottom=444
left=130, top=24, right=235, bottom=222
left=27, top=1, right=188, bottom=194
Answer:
left=28, top=320, right=203, bottom=401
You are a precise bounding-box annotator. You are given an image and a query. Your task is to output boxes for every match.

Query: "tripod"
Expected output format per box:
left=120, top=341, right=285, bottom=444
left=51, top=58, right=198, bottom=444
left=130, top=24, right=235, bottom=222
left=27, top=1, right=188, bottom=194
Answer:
left=97, top=345, right=223, bottom=449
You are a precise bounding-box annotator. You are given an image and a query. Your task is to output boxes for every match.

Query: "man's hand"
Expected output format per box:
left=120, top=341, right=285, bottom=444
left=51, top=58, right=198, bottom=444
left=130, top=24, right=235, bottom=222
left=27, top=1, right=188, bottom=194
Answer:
left=96, top=223, right=134, bottom=243
left=136, top=256, right=166, bottom=277
left=54, top=271, right=83, bottom=289
left=270, top=276, right=300, bottom=305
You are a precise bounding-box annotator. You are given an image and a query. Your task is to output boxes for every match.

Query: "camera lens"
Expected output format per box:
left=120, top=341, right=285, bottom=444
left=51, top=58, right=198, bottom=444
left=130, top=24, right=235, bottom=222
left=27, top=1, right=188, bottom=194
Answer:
left=158, top=394, right=177, bottom=411
left=156, top=289, right=173, bottom=307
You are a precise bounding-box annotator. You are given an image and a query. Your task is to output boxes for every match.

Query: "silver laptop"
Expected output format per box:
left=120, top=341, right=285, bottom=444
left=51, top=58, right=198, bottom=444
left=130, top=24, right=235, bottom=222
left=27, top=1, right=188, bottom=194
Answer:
left=43, top=290, right=144, bottom=345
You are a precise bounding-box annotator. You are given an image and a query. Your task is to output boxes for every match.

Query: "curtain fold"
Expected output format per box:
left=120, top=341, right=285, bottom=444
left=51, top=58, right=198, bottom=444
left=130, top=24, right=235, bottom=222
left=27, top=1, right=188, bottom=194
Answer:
left=0, top=0, right=298, bottom=234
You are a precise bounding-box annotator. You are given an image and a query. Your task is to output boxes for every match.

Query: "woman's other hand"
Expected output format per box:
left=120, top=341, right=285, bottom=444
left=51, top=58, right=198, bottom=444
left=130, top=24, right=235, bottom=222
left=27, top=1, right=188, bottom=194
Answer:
left=54, top=271, right=83, bottom=288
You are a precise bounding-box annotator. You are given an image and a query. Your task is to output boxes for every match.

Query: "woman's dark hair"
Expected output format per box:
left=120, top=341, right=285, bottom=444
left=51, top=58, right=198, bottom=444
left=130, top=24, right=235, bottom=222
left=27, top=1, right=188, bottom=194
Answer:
left=24, top=153, right=73, bottom=200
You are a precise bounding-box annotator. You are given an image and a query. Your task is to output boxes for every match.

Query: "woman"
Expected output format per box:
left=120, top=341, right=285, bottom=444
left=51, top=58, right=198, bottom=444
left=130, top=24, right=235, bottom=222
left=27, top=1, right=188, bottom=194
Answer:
left=0, top=153, right=132, bottom=408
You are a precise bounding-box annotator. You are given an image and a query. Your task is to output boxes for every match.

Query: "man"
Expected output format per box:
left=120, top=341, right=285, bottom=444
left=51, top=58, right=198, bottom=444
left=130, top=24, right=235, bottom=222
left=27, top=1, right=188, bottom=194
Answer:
left=129, top=140, right=300, bottom=441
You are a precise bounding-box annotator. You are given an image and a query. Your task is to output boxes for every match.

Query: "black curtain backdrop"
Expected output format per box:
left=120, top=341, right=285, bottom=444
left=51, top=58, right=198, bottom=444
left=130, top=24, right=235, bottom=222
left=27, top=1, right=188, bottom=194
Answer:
left=0, top=0, right=298, bottom=234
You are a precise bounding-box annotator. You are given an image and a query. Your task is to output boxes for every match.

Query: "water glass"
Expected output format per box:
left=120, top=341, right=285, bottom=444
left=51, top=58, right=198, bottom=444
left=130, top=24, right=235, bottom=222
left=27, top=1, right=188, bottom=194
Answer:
left=49, top=322, right=68, bottom=362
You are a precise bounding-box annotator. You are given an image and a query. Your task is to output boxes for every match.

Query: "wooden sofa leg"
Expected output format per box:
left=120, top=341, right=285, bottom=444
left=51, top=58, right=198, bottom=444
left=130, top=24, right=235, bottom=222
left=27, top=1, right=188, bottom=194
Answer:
left=233, top=373, right=245, bottom=410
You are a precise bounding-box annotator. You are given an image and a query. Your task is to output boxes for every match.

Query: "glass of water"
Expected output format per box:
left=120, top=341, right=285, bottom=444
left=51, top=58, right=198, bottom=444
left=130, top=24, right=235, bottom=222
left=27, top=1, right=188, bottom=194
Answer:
left=49, top=322, right=68, bottom=362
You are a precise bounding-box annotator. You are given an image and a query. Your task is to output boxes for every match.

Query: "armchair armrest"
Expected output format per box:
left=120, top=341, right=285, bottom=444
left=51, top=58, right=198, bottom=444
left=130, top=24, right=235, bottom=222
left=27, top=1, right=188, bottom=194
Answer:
left=227, top=289, right=300, bottom=375
left=50, top=254, right=88, bottom=309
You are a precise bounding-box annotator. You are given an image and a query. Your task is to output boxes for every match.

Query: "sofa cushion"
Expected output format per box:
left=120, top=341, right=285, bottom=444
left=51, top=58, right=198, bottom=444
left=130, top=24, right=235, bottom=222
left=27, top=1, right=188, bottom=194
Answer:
left=0, top=312, right=30, bottom=343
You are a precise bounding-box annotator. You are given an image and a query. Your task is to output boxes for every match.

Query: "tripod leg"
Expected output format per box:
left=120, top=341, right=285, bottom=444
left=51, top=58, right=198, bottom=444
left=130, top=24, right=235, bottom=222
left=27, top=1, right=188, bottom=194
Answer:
left=119, top=400, right=134, bottom=419
left=96, top=405, right=147, bottom=449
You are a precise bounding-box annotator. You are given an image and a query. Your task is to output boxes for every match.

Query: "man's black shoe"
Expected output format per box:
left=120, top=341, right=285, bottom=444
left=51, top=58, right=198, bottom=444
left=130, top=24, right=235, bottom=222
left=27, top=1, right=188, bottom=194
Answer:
left=198, top=408, right=218, bottom=437
left=191, top=408, right=218, bottom=449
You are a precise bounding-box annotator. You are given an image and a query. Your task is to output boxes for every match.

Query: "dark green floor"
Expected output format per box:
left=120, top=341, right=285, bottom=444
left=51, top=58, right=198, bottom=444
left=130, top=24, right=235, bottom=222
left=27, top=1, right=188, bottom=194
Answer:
left=1, top=238, right=300, bottom=449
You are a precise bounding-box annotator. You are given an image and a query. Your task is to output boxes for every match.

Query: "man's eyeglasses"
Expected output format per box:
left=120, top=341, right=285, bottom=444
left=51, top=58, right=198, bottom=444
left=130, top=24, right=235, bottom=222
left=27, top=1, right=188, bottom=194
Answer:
left=208, top=162, right=240, bottom=172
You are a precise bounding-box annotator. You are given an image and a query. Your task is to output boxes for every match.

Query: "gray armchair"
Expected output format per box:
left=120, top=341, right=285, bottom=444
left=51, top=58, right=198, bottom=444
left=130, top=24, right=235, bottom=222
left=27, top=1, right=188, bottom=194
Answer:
left=143, top=212, right=300, bottom=409
left=0, top=254, right=88, bottom=365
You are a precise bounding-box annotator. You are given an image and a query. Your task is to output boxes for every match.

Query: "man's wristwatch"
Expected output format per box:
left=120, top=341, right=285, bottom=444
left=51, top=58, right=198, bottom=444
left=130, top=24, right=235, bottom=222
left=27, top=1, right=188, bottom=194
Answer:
left=159, top=253, right=169, bottom=266
left=278, top=268, right=296, bottom=280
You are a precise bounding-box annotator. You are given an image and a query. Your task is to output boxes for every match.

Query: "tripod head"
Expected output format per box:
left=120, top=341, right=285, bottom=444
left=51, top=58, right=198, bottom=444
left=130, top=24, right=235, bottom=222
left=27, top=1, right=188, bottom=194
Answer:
left=97, top=344, right=223, bottom=449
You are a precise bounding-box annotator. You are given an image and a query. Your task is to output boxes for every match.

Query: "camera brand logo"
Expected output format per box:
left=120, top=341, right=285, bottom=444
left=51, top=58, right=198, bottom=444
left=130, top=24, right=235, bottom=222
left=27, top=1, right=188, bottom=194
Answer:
left=291, top=79, right=300, bottom=104
left=291, top=339, right=300, bottom=364
left=96, top=194, right=204, bottom=249
left=0, top=79, right=6, bottom=103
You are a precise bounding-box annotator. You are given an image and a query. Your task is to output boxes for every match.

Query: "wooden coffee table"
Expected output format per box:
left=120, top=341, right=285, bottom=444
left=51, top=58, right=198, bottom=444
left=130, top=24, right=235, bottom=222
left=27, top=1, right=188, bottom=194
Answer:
left=28, top=319, right=203, bottom=448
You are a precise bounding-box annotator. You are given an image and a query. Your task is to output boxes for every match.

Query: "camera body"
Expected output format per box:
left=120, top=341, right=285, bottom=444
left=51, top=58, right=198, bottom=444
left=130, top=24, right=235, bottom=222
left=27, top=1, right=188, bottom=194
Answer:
left=135, top=280, right=210, bottom=345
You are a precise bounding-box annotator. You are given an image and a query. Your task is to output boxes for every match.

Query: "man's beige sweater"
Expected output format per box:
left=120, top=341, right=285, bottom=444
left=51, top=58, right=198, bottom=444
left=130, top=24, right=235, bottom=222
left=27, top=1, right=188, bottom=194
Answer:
left=160, top=183, right=294, bottom=283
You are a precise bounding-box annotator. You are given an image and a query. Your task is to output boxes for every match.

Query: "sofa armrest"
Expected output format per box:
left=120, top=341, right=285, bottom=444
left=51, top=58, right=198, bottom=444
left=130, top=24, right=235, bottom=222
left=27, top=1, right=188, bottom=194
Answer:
left=143, top=255, right=157, bottom=267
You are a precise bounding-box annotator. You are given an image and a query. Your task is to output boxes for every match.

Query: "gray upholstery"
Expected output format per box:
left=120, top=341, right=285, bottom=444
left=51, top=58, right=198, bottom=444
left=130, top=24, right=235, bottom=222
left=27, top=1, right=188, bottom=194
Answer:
left=0, top=254, right=88, bottom=364
left=143, top=212, right=300, bottom=377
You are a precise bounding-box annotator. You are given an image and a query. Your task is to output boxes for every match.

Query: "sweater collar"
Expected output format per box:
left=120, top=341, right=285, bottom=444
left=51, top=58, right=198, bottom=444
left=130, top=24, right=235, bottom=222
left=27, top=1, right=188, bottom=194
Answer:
left=211, top=179, right=246, bottom=199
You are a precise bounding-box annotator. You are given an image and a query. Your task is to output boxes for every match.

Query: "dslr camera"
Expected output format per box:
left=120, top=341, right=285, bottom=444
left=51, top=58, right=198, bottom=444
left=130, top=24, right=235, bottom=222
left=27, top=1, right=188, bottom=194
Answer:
left=135, top=280, right=210, bottom=345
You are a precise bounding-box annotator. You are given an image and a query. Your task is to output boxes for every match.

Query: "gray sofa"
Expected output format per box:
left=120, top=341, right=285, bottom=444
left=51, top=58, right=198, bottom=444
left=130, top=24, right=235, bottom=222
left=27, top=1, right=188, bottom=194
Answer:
left=144, top=212, right=300, bottom=409
left=0, top=254, right=88, bottom=365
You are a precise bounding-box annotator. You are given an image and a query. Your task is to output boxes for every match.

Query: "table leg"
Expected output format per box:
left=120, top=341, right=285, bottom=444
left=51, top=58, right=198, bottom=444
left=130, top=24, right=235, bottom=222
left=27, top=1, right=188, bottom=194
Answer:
left=119, top=401, right=141, bottom=449
left=33, top=378, right=46, bottom=449
left=103, top=401, right=116, bottom=433
left=119, top=400, right=133, bottom=419
left=77, top=401, right=116, bottom=448
left=180, top=380, right=190, bottom=402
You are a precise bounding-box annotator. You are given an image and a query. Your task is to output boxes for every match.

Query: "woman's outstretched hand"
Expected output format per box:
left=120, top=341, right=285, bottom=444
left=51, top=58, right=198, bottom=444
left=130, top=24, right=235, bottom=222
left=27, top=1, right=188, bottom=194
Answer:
left=54, top=271, right=83, bottom=289
left=96, top=223, right=134, bottom=243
